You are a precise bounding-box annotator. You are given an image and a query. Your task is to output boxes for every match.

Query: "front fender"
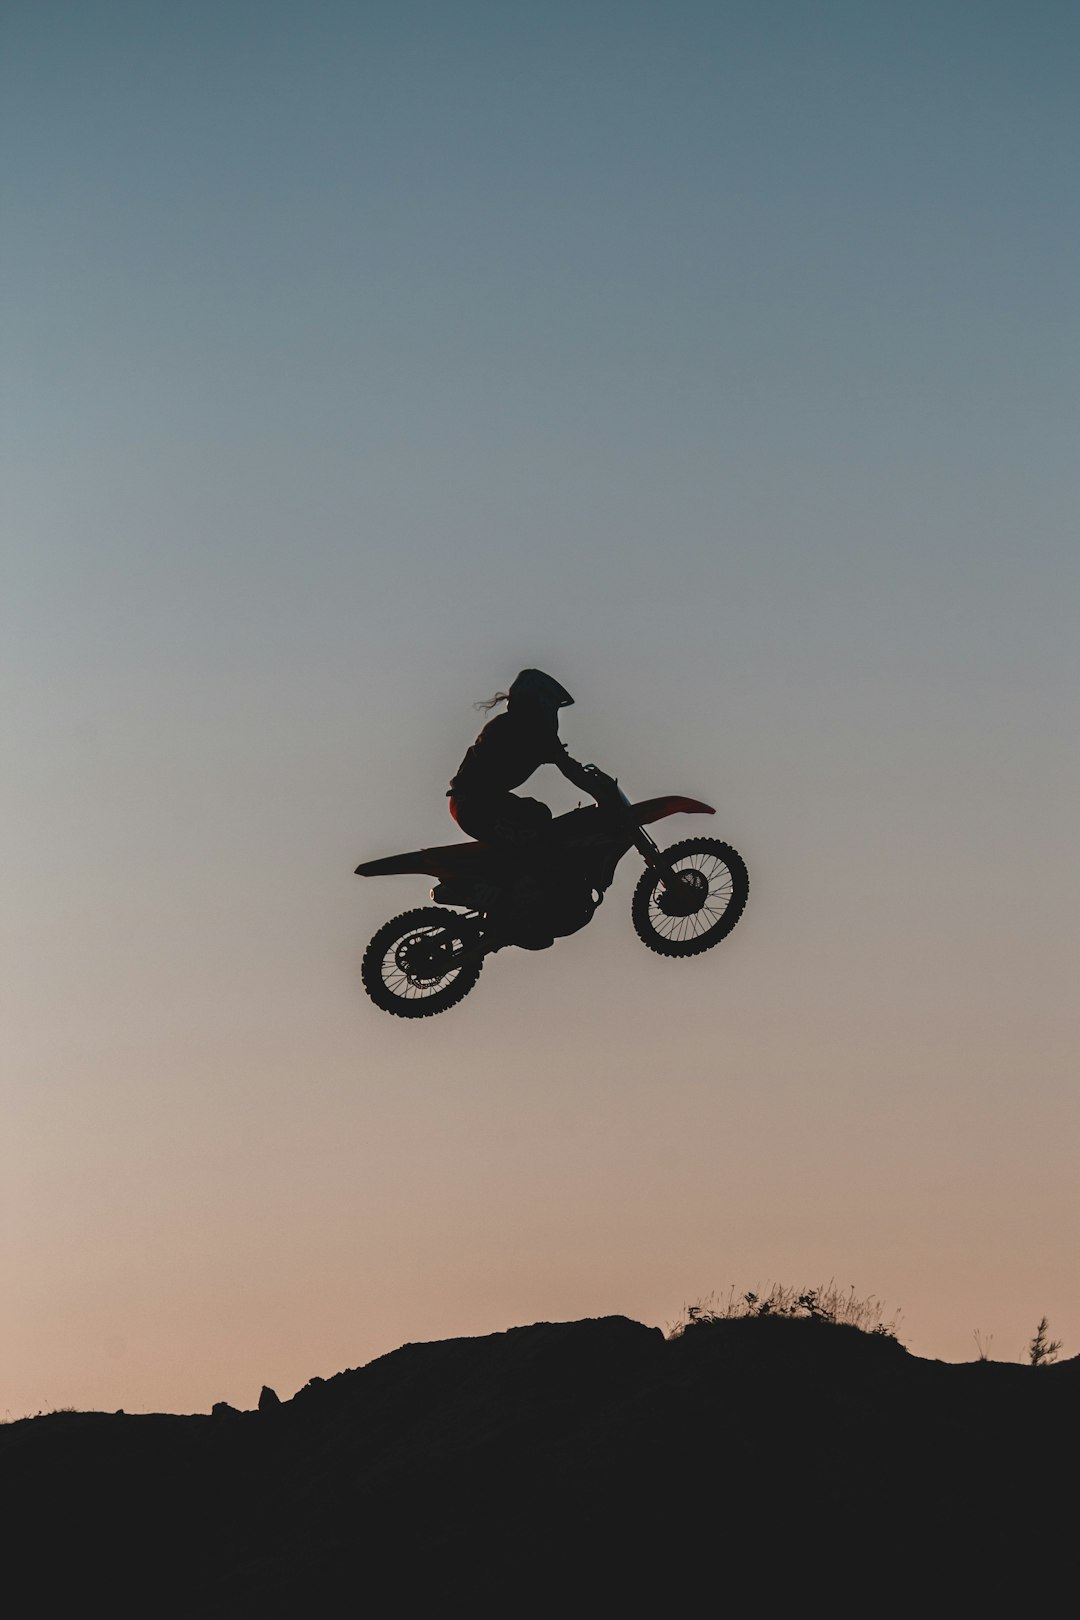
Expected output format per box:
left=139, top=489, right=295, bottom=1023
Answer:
left=631, top=796, right=715, bottom=826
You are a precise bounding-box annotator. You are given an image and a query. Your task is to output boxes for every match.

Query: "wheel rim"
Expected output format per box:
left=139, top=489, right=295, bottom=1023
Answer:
left=381, top=923, right=472, bottom=1003
left=647, top=852, right=738, bottom=946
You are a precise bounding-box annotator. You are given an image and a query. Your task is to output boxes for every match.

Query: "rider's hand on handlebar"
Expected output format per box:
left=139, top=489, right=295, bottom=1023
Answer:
left=557, top=751, right=615, bottom=799
left=582, top=764, right=616, bottom=795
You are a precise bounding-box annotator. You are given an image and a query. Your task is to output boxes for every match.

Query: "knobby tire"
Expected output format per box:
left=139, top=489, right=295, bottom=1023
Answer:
left=631, top=838, right=749, bottom=957
left=361, top=907, right=483, bottom=1018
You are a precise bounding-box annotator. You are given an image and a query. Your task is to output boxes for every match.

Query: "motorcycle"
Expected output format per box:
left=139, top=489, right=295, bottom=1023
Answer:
left=354, top=769, right=748, bottom=1017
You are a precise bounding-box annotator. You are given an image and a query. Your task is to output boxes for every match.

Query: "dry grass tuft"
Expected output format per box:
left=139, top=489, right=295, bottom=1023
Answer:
left=669, top=1280, right=903, bottom=1341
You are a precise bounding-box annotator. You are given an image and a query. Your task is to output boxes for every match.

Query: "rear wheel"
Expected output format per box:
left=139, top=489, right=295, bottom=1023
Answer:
left=631, top=838, right=748, bottom=957
left=361, top=907, right=484, bottom=1017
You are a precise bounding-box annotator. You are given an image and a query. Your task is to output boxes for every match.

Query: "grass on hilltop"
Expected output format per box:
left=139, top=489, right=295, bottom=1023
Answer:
left=668, top=1281, right=903, bottom=1341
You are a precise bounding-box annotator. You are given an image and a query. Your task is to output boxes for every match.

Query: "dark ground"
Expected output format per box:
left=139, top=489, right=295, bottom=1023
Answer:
left=4, top=1315, right=1076, bottom=1614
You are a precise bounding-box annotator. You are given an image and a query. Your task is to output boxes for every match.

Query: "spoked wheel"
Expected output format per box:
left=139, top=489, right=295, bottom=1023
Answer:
left=631, top=838, right=749, bottom=958
left=361, top=907, right=484, bottom=1017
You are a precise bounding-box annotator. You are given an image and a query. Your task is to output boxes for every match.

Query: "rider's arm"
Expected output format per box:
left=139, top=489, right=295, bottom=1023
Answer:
left=552, top=746, right=608, bottom=799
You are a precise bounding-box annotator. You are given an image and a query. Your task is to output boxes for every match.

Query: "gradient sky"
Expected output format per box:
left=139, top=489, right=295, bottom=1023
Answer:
left=4, top=1, right=1078, bottom=1416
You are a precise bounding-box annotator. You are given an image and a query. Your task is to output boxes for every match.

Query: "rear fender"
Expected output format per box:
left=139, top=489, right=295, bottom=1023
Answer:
left=355, top=841, right=496, bottom=882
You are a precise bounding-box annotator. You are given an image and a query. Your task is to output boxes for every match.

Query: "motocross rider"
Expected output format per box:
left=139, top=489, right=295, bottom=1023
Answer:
left=448, top=669, right=602, bottom=847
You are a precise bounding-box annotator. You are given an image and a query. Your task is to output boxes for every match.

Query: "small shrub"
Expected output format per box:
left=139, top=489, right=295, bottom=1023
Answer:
left=1027, top=1317, right=1063, bottom=1367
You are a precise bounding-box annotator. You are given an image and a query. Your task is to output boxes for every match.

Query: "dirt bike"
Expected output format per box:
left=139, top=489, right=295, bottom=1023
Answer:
left=354, top=769, right=748, bottom=1017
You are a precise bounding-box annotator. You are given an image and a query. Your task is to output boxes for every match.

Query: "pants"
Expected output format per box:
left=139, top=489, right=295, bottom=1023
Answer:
left=448, top=792, right=553, bottom=848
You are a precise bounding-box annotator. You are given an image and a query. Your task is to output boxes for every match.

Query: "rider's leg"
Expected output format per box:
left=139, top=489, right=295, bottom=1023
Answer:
left=450, top=792, right=552, bottom=847
left=449, top=794, right=554, bottom=950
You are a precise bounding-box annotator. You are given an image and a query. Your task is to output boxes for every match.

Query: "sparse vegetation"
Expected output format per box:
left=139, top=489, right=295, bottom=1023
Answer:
left=672, top=1292, right=1070, bottom=1366
left=669, top=1281, right=902, bottom=1341
left=972, top=1321, right=1067, bottom=1366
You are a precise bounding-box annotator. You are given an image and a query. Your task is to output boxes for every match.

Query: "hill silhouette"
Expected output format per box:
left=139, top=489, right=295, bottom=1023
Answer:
left=4, top=1315, right=1076, bottom=1613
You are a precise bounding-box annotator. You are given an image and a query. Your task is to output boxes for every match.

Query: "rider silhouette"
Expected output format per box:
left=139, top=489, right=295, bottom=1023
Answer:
left=448, top=669, right=600, bottom=848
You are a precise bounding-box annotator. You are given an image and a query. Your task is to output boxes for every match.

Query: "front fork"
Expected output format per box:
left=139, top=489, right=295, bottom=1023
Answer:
left=603, top=779, right=686, bottom=893
left=631, top=824, right=683, bottom=889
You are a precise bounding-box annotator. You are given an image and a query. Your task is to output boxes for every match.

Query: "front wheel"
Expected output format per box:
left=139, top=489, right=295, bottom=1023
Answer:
left=361, top=907, right=484, bottom=1017
left=631, top=838, right=749, bottom=957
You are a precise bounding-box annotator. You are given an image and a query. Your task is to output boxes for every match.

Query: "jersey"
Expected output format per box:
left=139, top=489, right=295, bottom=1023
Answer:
left=449, top=710, right=564, bottom=798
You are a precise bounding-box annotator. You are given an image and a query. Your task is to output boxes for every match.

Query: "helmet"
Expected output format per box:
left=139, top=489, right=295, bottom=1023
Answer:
left=507, top=669, right=574, bottom=711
